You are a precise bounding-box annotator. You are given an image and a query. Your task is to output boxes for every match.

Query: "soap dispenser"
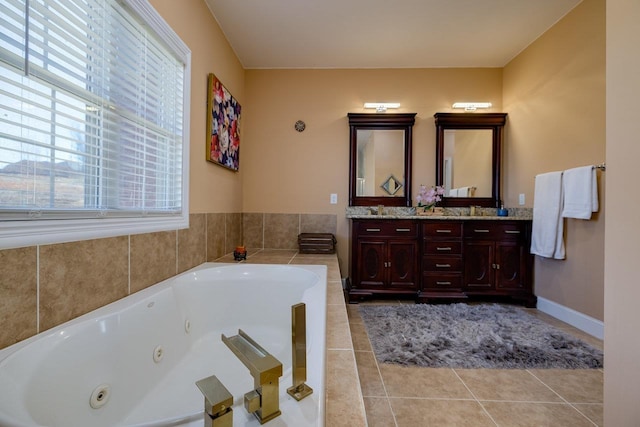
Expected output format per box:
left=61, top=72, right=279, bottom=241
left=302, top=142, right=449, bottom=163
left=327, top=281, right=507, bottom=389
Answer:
left=497, top=204, right=508, bottom=217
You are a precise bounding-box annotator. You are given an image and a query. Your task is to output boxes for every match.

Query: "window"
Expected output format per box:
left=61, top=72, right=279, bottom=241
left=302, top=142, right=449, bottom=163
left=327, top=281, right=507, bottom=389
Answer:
left=0, top=0, right=191, bottom=248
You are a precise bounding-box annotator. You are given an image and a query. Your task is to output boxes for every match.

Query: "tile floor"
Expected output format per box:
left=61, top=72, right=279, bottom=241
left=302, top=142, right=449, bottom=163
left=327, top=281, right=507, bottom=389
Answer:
left=347, top=300, right=604, bottom=427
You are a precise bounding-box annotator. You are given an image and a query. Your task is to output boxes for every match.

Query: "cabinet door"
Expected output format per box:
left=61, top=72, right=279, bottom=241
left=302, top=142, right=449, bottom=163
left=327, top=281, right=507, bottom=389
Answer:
left=495, top=241, right=526, bottom=290
left=356, top=240, right=387, bottom=289
left=464, top=241, right=495, bottom=289
left=388, top=240, right=418, bottom=290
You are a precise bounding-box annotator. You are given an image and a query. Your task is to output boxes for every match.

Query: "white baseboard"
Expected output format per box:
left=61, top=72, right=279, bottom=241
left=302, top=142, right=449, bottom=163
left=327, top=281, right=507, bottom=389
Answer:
left=536, top=297, right=604, bottom=340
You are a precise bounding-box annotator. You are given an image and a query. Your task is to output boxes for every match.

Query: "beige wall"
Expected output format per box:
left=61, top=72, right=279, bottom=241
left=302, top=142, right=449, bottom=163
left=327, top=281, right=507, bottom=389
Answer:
left=242, top=68, right=503, bottom=271
left=605, top=0, right=640, bottom=424
left=503, top=0, right=605, bottom=320
left=150, top=0, right=245, bottom=214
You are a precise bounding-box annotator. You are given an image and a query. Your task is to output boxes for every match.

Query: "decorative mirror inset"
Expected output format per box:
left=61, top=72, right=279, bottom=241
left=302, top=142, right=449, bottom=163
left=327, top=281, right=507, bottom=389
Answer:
left=435, top=113, right=507, bottom=208
left=349, top=113, right=416, bottom=206
left=380, top=175, right=403, bottom=195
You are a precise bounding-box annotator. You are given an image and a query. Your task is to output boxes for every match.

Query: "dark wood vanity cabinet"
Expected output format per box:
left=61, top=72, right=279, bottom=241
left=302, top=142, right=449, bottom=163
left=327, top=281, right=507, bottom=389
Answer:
left=463, top=221, right=535, bottom=306
left=348, top=220, right=419, bottom=302
left=349, top=218, right=535, bottom=306
left=418, top=221, right=466, bottom=302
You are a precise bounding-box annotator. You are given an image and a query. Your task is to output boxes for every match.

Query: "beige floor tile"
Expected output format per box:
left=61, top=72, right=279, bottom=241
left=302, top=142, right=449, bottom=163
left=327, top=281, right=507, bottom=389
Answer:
left=390, top=398, right=495, bottom=427
left=455, top=369, right=563, bottom=402
left=355, top=350, right=386, bottom=397
left=482, top=401, right=596, bottom=427
left=363, top=397, right=396, bottom=427
left=529, top=369, right=603, bottom=403
left=573, top=403, right=603, bottom=426
left=380, top=365, right=472, bottom=399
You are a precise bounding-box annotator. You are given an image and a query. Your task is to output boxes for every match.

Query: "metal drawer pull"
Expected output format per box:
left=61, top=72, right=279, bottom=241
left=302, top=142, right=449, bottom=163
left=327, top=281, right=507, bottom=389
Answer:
left=504, top=230, right=521, bottom=234
left=436, top=229, right=452, bottom=233
left=396, top=228, right=412, bottom=232
left=436, top=281, right=452, bottom=285
left=435, top=264, right=451, bottom=268
left=474, top=229, right=490, bottom=233
left=365, top=228, right=381, bottom=232
left=436, top=247, right=452, bottom=251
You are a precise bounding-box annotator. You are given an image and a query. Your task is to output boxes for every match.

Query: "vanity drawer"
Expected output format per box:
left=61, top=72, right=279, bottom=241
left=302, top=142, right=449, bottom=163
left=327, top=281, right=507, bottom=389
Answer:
left=422, top=222, right=463, bottom=238
left=423, top=257, right=463, bottom=272
left=464, top=222, right=526, bottom=240
left=423, top=273, right=463, bottom=289
left=424, top=241, right=462, bottom=255
left=354, top=220, right=418, bottom=238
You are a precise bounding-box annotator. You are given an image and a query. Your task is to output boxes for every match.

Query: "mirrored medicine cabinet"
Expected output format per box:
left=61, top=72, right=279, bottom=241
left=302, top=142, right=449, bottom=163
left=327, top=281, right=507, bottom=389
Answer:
left=434, top=112, right=507, bottom=208
left=348, top=113, right=416, bottom=207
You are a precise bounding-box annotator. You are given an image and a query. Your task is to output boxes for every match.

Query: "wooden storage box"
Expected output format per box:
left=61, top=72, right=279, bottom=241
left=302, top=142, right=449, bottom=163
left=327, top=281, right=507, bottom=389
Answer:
left=298, top=233, right=336, bottom=254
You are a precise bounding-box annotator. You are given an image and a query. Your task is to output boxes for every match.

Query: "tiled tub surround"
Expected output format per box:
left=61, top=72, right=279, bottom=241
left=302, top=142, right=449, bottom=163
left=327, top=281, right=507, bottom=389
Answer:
left=0, top=212, right=337, bottom=350
left=0, top=219, right=366, bottom=426
left=0, top=263, right=333, bottom=426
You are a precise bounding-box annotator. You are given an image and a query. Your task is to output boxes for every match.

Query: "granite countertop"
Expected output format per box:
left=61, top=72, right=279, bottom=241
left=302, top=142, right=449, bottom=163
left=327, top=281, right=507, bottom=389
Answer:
left=346, top=206, right=533, bottom=221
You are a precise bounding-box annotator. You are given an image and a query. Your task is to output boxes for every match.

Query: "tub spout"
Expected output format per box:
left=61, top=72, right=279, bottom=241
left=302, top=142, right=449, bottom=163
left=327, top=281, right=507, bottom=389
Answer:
left=287, top=303, right=313, bottom=401
left=195, top=375, right=233, bottom=427
left=222, top=329, right=282, bottom=424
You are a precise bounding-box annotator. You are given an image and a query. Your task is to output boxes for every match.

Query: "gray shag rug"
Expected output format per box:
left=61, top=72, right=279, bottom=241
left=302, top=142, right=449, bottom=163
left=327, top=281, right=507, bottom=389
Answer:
left=359, top=303, right=603, bottom=369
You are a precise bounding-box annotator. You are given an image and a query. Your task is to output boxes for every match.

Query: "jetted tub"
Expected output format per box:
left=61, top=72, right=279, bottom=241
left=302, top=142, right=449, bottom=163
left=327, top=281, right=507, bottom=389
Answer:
left=0, top=263, right=327, bottom=427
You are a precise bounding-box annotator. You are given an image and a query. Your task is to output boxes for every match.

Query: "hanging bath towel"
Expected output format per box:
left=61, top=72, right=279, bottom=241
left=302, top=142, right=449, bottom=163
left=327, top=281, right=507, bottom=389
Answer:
left=531, top=171, right=565, bottom=259
left=562, top=166, right=598, bottom=220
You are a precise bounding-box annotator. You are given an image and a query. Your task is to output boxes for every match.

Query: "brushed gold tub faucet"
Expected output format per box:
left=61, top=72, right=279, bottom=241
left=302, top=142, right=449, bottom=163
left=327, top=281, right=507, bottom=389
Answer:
left=287, top=303, right=313, bottom=400
left=222, top=329, right=283, bottom=424
left=195, top=375, right=233, bottom=427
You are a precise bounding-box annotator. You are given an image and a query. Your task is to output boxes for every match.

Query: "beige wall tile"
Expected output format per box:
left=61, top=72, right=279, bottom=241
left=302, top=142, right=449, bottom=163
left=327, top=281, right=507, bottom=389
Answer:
left=39, top=237, right=128, bottom=332
left=225, top=213, right=242, bottom=254
left=178, top=213, right=206, bottom=273
left=325, top=349, right=367, bottom=427
left=264, top=213, right=299, bottom=249
left=130, top=231, right=177, bottom=293
left=242, top=212, right=263, bottom=248
left=207, top=213, right=226, bottom=261
left=300, top=214, right=337, bottom=235
left=0, top=246, right=37, bottom=349
left=326, top=303, right=351, bottom=349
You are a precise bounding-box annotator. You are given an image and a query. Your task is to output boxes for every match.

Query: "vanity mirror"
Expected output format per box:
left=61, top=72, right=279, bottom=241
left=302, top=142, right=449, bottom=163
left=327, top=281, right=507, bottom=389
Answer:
left=434, top=112, right=507, bottom=208
left=348, top=113, right=416, bottom=206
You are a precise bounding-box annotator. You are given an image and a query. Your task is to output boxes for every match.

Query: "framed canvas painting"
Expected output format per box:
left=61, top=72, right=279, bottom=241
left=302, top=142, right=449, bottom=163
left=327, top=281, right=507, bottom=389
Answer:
left=206, top=73, right=241, bottom=171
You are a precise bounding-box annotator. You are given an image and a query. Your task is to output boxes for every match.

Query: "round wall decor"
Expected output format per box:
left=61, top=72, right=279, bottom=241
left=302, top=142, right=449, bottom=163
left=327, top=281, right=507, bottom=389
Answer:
left=294, top=120, right=306, bottom=132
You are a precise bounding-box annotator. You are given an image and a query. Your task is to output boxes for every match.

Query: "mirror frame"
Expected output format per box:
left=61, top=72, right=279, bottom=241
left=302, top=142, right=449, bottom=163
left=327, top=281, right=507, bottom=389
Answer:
left=348, top=113, right=416, bottom=206
left=434, top=112, right=507, bottom=208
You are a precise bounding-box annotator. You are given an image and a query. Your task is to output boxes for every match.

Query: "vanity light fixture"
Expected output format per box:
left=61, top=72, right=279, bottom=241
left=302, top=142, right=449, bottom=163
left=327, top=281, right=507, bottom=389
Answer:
left=364, top=102, right=401, bottom=113
left=452, top=102, right=492, bottom=111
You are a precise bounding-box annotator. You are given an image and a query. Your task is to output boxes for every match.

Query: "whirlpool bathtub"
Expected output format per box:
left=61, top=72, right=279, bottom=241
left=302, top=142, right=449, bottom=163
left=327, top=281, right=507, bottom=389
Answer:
left=0, top=263, right=327, bottom=427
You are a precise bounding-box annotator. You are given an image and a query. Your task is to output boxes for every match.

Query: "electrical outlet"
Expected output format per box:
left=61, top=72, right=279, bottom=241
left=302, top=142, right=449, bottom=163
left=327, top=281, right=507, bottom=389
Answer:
left=519, top=193, right=525, bottom=205
left=330, top=193, right=338, bottom=204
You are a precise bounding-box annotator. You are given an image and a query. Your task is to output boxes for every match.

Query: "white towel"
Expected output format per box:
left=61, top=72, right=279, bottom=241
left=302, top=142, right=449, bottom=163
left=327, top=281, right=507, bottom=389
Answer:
left=449, top=188, right=458, bottom=197
left=562, top=166, right=598, bottom=220
left=531, top=171, right=565, bottom=259
left=458, top=186, right=470, bottom=197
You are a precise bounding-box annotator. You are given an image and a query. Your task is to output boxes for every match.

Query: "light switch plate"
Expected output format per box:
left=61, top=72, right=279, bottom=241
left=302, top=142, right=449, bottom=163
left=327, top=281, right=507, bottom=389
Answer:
left=519, top=193, right=525, bottom=205
left=330, top=193, right=338, bottom=204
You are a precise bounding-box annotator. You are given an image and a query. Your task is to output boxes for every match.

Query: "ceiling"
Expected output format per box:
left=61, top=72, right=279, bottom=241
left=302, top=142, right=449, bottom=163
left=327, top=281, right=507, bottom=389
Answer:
left=204, top=0, right=582, bottom=69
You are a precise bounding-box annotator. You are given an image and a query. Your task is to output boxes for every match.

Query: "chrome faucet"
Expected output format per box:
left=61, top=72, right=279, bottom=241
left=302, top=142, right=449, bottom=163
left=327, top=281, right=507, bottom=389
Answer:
left=195, top=375, right=234, bottom=427
left=222, top=329, right=283, bottom=424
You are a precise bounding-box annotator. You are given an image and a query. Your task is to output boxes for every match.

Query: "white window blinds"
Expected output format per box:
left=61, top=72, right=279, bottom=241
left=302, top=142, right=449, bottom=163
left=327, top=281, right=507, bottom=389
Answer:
left=0, top=0, right=191, bottom=247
